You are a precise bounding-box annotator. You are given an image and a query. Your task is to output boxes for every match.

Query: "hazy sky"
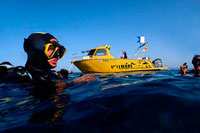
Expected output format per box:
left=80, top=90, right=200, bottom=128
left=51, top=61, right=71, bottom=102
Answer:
left=1, top=0, right=200, bottom=71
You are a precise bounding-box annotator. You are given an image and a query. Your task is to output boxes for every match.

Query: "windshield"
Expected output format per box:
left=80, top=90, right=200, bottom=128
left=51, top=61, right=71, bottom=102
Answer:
left=95, top=49, right=107, bottom=56
left=87, top=49, right=96, bottom=56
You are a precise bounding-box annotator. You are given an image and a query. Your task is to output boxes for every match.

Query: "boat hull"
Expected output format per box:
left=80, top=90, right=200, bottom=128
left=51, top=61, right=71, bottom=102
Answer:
left=73, top=59, right=168, bottom=73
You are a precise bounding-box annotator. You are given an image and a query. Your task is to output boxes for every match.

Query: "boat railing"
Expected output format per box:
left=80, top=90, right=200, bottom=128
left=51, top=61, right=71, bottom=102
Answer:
left=71, top=53, right=91, bottom=62
left=71, top=54, right=83, bottom=61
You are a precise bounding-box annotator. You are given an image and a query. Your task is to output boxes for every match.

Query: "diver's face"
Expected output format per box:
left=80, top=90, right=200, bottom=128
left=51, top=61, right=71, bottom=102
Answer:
left=193, top=57, right=200, bottom=72
left=47, top=45, right=58, bottom=68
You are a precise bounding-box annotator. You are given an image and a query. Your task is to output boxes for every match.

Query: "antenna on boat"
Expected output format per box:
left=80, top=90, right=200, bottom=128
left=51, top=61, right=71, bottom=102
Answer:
left=134, top=36, right=148, bottom=59
left=68, top=61, right=74, bottom=71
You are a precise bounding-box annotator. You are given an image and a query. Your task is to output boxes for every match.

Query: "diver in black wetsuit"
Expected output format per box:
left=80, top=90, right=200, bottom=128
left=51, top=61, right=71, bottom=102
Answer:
left=180, top=55, right=200, bottom=77
left=0, top=33, right=96, bottom=130
left=24, top=32, right=68, bottom=81
left=0, top=32, right=68, bottom=83
left=0, top=32, right=95, bottom=83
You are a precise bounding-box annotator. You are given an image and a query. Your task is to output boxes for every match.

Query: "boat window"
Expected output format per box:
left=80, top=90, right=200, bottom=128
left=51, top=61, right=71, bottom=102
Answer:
left=95, top=49, right=107, bottom=56
left=87, top=49, right=96, bottom=56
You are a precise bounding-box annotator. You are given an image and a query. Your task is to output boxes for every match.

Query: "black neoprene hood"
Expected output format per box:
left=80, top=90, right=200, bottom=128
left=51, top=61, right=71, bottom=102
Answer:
left=24, top=32, right=64, bottom=71
left=192, top=55, right=200, bottom=65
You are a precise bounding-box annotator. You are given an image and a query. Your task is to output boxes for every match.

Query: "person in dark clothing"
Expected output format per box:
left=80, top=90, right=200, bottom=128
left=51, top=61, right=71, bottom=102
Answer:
left=23, top=32, right=68, bottom=81
left=192, top=55, right=200, bottom=75
left=180, top=55, right=200, bottom=77
left=0, top=33, right=96, bottom=129
left=121, top=49, right=127, bottom=59
left=0, top=32, right=95, bottom=83
left=0, top=32, right=67, bottom=82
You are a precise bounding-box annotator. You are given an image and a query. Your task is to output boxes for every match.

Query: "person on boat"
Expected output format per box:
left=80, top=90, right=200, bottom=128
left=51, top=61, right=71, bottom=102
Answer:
left=121, top=49, right=127, bottom=59
left=180, top=55, right=200, bottom=76
left=0, top=32, right=95, bottom=83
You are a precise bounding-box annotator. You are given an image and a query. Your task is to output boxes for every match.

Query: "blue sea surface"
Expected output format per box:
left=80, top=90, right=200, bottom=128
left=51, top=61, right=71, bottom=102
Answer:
left=1, top=70, right=200, bottom=132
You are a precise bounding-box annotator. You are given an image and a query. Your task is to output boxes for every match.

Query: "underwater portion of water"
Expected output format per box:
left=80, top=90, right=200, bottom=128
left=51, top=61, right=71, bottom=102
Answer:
left=1, top=70, right=200, bottom=132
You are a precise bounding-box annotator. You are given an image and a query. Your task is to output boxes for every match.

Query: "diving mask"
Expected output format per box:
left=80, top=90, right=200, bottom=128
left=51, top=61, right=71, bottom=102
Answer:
left=44, top=43, right=66, bottom=59
left=192, top=59, right=200, bottom=66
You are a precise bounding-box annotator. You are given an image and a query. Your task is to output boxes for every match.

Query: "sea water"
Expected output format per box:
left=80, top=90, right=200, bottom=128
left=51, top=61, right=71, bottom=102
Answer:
left=1, top=70, right=200, bottom=132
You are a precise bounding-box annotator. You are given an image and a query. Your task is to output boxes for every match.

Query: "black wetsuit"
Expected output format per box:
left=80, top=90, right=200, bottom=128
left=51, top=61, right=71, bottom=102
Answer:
left=0, top=62, right=69, bottom=83
left=188, top=70, right=200, bottom=77
left=0, top=33, right=69, bottom=83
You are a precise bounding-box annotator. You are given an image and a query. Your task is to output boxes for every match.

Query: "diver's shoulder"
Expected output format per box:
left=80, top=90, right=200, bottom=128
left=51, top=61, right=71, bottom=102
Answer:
left=188, top=69, right=196, bottom=73
left=0, top=61, right=14, bottom=78
left=26, top=66, right=69, bottom=81
left=0, top=62, right=69, bottom=83
left=0, top=62, right=32, bottom=83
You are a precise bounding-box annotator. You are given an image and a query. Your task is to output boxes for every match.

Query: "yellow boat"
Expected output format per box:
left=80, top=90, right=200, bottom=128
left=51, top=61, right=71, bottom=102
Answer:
left=72, top=45, right=168, bottom=73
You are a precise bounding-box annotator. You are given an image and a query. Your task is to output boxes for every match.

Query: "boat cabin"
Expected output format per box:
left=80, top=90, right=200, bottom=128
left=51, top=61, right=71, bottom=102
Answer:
left=83, top=45, right=114, bottom=59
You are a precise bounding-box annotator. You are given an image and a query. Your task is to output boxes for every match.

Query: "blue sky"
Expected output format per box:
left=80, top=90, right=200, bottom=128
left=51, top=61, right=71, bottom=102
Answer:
left=0, top=0, right=200, bottom=71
